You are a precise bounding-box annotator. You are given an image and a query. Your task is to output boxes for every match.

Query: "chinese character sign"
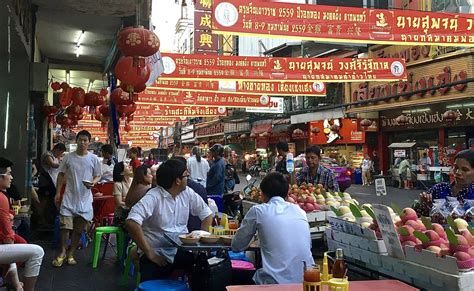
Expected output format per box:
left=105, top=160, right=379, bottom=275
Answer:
left=212, top=0, right=474, bottom=47
left=194, top=31, right=219, bottom=51
left=160, top=53, right=407, bottom=82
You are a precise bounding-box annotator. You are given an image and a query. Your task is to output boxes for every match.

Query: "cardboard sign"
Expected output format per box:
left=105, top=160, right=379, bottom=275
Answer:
left=375, top=178, right=387, bottom=196
left=373, top=204, right=405, bottom=259
left=212, top=0, right=474, bottom=47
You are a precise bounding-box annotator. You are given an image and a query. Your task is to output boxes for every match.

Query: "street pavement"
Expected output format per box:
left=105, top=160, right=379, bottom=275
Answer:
left=234, top=173, right=421, bottom=209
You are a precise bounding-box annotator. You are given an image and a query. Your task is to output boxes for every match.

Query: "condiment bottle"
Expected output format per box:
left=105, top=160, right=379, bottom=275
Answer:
left=331, top=248, right=346, bottom=279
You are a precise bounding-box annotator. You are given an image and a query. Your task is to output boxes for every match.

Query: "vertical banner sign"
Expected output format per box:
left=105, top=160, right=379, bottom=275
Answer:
left=160, top=53, right=407, bottom=82
left=373, top=204, right=405, bottom=259
left=194, top=0, right=219, bottom=54
left=375, top=178, right=387, bottom=196
left=212, top=0, right=474, bottom=47
left=152, top=79, right=327, bottom=96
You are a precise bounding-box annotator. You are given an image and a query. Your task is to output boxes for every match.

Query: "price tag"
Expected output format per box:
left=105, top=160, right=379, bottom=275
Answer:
left=375, top=178, right=387, bottom=196
left=373, top=204, right=405, bottom=259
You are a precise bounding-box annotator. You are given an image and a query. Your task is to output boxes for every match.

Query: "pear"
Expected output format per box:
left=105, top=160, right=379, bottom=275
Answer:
left=339, top=206, right=351, bottom=215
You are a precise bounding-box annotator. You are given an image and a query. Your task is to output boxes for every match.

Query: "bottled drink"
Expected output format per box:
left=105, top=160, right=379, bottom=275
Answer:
left=286, top=153, right=294, bottom=173
left=212, top=212, right=220, bottom=227
left=331, top=248, right=346, bottom=278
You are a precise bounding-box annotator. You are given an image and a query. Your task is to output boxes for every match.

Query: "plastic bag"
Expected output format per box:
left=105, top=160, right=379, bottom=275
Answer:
left=464, top=199, right=474, bottom=222
left=430, top=199, right=448, bottom=225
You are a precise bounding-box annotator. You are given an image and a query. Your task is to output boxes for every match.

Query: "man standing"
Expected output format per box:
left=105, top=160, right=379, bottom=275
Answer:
left=126, top=159, right=213, bottom=282
left=206, top=144, right=225, bottom=211
left=187, top=146, right=210, bottom=187
left=296, top=145, right=340, bottom=192
left=232, top=172, right=314, bottom=284
left=52, top=130, right=102, bottom=267
left=274, top=142, right=289, bottom=175
left=40, top=142, right=66, bottom=191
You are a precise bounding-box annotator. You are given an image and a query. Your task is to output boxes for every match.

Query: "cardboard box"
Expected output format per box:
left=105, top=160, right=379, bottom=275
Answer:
left=404, top=245, right=468, bottom=275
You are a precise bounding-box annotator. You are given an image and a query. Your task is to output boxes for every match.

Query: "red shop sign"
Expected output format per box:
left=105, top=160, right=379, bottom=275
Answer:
left=152, top=79, right=326, bottom=96
left=138, top=88, right=271, bottom=108
left=212, top=0, right=474, bottom=47
left=134, top=104, right=227, bottom=117
left=196, top=123, right=225, bottom=137
left=310, top=119, right=365, bottom=145
left=161, top=53, right=407, bottom=82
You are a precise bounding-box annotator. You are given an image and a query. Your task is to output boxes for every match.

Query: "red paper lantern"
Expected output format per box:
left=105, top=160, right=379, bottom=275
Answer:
left=117, top=26, right=160, bottom=57
left=124, top=124, right=132, bottom=132
left=98, top=105, right=110, bottom=117
left=117, top=102, right=137, bottom=116
left=68, top=113, right=84, bottom=121
left=59, top=88, right=73, bottom=108
left=99, top=88, right=108, bottom=97
left=66, top=105, right=84, bottom=115
left=71, top=87, right=86, bottom=107
left=443, top=110, right=459, bottom=122
left=110, top=88, right=133, bottom=105
left=293, top=128, right=304, bottom=135
left=60, top=82, right=69, bottom=90
left=121, top=82, right=147, bottom=94
left=115, top=56, right=150, bottom=91
left=51, top=82, right=61, bottom=91
left=84, top=92, right=102, bottom=106
left=126, top=114, right=134, bottom=122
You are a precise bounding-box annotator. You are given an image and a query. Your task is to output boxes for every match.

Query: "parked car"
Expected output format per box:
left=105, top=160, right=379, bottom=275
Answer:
left=294, top=155, right=352, bottom=191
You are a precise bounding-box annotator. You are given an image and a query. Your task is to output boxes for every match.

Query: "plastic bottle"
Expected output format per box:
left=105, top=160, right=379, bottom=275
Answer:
left=286, top=152, right=294, bottom=173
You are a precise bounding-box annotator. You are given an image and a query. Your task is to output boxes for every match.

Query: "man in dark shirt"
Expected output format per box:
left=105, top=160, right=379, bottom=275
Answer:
left=207, top=144, right=225, bottom=211
left=275, top=142, right=289, bottom=175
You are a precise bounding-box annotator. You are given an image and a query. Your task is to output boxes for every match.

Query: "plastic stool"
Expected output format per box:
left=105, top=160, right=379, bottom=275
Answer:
left=119, top=243, right=141, bottom=286
left=137, top=280, right=189, bottom=291
left=231, top=260, right=255, bottom=270
left=91, top=226, right=124, bottom=268
left=228, top=251, right=248, bottom=261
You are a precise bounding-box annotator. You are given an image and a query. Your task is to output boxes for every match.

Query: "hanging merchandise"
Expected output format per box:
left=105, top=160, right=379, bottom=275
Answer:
left=117, top=26, right=160, bottom=59
left=110, top=87, right=134, bottom=105
left=71, top=87, right=86, bottom=107
left=84, top=91, right=105, bottom=116
left=114, top=56, right=151, bottom=93
left=59, top=87, right=73, bottom=108
left=51, top=81, right=61, bottom=91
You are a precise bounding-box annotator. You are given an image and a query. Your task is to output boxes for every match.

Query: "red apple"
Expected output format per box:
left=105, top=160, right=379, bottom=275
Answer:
left=454, top=251, right=472, bottom=262
left=432, top=223, right=447, bottom=239
left=405, top=220, right=423, bottom=231
left=426, top=246, right=442, bottom=256
left=401, top=208, right=418, bottom=223
left=460, top=229, right=474, bottom=246
left=424, top=230, right=440, bottom=242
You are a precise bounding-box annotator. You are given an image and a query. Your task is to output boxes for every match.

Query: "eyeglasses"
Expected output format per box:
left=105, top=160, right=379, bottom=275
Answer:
left=0, top=173, right=12, bottom=177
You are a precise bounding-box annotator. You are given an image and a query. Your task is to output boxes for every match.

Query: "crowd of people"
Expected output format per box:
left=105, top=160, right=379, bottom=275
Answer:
left=2, top=129, right=473, bottom=289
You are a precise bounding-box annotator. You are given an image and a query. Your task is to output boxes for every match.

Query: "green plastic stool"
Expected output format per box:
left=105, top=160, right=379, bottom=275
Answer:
left=119, top=242, right=141, bottom=286
left=91, top=226, right=124, bottom=268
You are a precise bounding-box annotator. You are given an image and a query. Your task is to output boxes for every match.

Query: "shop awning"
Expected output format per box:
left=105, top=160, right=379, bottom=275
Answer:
left=388, top=142, right=417, bottom=148
left=251, top=119, right=273, bottom=134
left=272, top=124, right=289, bottom=134
left=291, top=108, right=344, bottom=124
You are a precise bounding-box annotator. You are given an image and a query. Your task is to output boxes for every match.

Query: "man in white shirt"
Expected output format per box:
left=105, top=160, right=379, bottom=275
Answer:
left=126, top=159, right=213, bottom=282
left=232, top=172, right=314, bottom=285
left=187, top=146, right=210, bottom=187
left=53, top=130, right=102, bottom=267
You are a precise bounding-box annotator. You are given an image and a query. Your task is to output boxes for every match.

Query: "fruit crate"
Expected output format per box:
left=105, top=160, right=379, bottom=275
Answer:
left=327, top=228, right=387, bottom=254
left=327, top=216, right=378, bottom=240
left=329, top=236, right=474, bottom=291
left=404, top=245, right=472, bottom=275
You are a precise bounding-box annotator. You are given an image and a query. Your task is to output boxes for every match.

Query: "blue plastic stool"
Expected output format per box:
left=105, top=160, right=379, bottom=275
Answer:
left=52, top=216, right=88, bottom=249
left=228, top=251, right=249, bottom=261
left=137, top=280, right=189, bottom=291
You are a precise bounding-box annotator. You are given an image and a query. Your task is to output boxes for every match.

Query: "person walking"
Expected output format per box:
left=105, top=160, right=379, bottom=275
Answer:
left=187, top=146, right=210, bottom=188
left=398, top=157, right=412, bottom=190
left=361, top=154, right=373, bottom=186
left=52, top=130, right=102, bottom=267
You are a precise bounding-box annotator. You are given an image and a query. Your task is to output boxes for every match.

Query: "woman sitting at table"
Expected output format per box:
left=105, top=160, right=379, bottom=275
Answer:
left=112, top=162, right=133, bottom=226
left=421, top=149, right=474, bottom=202
left=125, top=165, right=153, bottom=208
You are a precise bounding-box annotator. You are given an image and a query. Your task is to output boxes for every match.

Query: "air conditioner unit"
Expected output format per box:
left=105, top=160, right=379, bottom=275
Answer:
left=29, top=62, right=48, bottom=92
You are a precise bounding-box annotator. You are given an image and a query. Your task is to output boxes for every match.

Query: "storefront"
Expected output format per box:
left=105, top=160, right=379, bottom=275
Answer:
left=346, top=44, right=474, bottom=173
left=195, top=122, right=225, bottom=154
left=309, top=118, right=373, bottom=168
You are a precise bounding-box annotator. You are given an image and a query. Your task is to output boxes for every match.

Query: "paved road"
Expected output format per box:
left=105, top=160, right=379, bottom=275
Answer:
left=234, top=173, right=421, bottom=209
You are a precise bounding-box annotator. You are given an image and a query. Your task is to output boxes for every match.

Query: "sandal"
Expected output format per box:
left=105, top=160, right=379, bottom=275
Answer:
left=66, top=256, right=77, bottom=265
left=52, top=255, right=66, bottom=267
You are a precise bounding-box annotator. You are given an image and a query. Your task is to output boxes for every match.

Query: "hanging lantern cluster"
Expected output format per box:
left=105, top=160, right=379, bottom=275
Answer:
left=46, top=80, right=107, bottom=129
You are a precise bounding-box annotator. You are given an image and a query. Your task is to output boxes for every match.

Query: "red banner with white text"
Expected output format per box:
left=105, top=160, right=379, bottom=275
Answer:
left=151, top=79, right=327, bottom=96
left=134, top=104, right=227, bottom=117
left=212, top=0, right=474, bottom=47
left=160, top=53, right=407, bottom=82
left=138, top=87, right=271, bottom=108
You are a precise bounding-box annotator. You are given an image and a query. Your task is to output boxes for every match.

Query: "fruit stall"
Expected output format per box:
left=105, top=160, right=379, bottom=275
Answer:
left=325, top=201, right=474, bottom=291
left=242, top=183, right=358, bottom=240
